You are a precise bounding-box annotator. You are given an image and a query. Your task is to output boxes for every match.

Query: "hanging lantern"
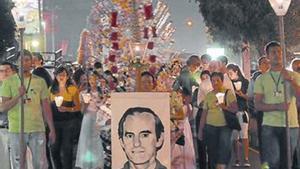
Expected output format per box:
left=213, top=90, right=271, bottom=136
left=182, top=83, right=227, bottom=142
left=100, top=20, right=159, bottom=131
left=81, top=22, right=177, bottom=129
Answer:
left=111, top=11, right=118, bottom=27
left=144, top=4, right=153, bottom=20
left=110, top=32, right=118, bottom=41
left=108, top=54, right=116, bottom=62
left=147, top=42, right=154, bottom=49
left=112, top=42, right=119, bottom=50
left=111, top=65, right=118, bottom=74
left=129, top=42, right=147, bottom=60
left=149, top=55, right=156, bottom=63
left=143, top=27, right=149, bottom=39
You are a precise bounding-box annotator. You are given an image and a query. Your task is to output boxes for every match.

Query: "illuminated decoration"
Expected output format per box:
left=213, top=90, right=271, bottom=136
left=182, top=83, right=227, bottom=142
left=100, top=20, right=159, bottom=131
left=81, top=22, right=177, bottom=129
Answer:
left=11, top=0, right=41, bottom=34
left=206, top=48, right=225, bottom=59
left=85, top=0, right=175, bottom=69
left=129, top=42, right=147, bottom=60
left=77, top=29, right=94, bottom=65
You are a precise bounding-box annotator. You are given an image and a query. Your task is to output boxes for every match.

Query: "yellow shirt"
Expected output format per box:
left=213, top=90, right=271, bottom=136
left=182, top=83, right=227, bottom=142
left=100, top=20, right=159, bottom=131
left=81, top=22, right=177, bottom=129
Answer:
left=203, top=89, right=236, bottom=126
left=50, top=85, right=80, bottom=111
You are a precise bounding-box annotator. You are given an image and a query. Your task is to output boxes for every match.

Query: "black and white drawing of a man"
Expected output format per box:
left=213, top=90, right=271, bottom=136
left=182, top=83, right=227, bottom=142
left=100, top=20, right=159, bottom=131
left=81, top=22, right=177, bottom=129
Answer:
left=118, top=107, right=167, bottom=169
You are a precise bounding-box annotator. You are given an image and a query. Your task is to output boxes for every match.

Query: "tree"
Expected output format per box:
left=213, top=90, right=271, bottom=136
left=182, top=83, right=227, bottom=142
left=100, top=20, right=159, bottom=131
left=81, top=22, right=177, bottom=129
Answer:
left=195, top=0, right=300, bottom=60
left=0, top=0, right=16, bottom=60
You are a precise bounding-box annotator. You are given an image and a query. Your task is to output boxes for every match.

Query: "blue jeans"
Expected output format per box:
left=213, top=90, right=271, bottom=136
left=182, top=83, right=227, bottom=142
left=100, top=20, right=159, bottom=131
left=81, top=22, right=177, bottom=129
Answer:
left=261, top=126, right=299, bottom=169
left=9, top=132, right=48, bottom=169
left=204, top=125, right=232, bottom=168
left=0, top=128, right=10, bottom=169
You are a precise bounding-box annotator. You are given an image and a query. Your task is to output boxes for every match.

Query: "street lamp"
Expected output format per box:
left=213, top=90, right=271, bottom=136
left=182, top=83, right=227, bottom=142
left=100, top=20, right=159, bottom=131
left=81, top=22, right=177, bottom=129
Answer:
left=268, top=0, right=292, bottom=169
left=186, top=19, right=193, bottom=28
left=269, top=0, right=291, bottom=16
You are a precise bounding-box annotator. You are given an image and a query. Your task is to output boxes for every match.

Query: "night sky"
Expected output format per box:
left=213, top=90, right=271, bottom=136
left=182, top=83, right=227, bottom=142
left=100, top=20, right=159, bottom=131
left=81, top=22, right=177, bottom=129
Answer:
left=167, top=0, right=208, bottom=55
left=46, top=0, right=208, bottom=59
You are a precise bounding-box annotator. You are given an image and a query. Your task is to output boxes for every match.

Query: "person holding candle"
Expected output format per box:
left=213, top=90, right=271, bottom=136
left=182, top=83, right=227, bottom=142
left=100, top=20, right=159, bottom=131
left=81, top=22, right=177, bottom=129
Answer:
left=226, top=63, right=250, bottom=167
left=198, top=72, right=238, bottom=169
left=49, top=66, right=81, bottom=169
left=76, top=71, right=107, bottom=169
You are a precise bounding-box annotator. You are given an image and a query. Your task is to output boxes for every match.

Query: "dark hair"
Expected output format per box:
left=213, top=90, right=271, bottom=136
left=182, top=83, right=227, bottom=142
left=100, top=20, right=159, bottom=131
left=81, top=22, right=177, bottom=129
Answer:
left=226, top=64, right=246, bottom=81
left=94, top=61, right=102, bottom=69
left=211, top=72, right=224, bottom=82
left=0, top=61, right=17, bottom=72
left=73, top=68, right=85, bottom=86
left=182, top=87, right=191, bottom=96
left=200, top=54, right=212, bottom=61
left=258, top=56, right=268, bottom=65
left=50, top=66, right=73, bottom=94
left=186, top=55, right=200, bottom=66
left=200, top=70, right=210, bottom=77
left=32, top=52, right=44, bottom=64
left=104, top=70, right=113, bottom=76
left=118, top=107, right=164, bottom=144
left=86, top=70, right=102, bottom=94
left=141, top=71, right=155, bottom=83
left=264, top=41, right=281, bottom=55
left=216, top=55, right=228, bottom=65
left=23, top=49, right=32, bottom=59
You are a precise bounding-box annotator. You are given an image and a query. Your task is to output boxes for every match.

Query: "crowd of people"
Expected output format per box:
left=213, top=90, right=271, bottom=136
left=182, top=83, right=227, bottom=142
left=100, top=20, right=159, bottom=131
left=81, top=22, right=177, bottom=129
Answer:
left=0, top=40, right=299, bottom=169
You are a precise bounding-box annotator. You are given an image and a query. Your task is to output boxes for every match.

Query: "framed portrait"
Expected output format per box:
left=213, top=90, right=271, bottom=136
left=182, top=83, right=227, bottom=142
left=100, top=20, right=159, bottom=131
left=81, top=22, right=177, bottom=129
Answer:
left=111, top=92, right=170, bottom=169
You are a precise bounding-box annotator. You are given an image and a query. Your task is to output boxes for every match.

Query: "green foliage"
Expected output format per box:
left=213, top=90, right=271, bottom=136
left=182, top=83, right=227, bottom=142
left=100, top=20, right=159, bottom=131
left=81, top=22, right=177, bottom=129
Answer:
left=195, top=0, right=300, bottom=56
left=0, top=0, right=16, bottom=58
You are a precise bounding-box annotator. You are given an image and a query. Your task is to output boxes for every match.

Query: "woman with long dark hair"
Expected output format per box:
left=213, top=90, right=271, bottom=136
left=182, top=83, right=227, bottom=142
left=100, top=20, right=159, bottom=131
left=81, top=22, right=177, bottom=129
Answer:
left=50, top=66, right=81, bottom=169
left=226, top=63, right=250, bottom=167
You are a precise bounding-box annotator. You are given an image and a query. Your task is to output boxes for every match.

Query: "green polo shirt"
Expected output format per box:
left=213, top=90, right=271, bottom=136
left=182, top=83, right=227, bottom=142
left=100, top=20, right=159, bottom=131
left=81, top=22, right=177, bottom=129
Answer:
left=254, top=70, right=300, bottom=127
left=0, top=74, right=49, bottom=133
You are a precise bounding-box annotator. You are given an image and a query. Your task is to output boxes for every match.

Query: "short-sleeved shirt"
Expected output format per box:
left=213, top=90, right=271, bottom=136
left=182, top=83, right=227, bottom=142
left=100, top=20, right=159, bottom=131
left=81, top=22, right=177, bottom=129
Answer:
left=254, top=70, right=300, bottom=127
left=203, top=89, right=236, bottom=126
left=173, top=68, right=200, bottom=95
left=50, top=85, right=80, bottom=121
left=0, top=74, right=49, bottom=133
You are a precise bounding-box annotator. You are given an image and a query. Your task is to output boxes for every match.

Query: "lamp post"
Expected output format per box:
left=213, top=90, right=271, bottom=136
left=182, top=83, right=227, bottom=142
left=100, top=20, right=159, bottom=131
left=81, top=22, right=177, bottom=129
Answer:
left=268, top=0, right=292, bottom=168
left=14, top=14, right=26, bottom=169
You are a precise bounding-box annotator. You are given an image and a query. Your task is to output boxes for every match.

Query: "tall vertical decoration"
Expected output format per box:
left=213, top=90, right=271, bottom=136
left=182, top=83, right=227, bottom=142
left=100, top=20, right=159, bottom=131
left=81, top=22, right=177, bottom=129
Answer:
left=77, top=29, right=94, bottom=66
left=86, top=0, right=175, bottom=72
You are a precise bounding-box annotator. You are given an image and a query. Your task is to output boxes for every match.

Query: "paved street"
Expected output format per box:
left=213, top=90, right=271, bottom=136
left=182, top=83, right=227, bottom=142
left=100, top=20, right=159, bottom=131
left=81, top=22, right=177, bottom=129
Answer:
left=228, top=148, right=261, bottom=169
